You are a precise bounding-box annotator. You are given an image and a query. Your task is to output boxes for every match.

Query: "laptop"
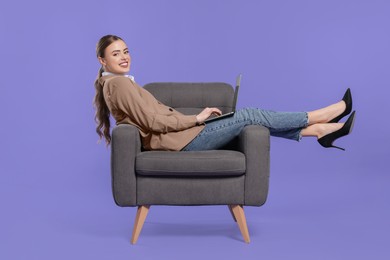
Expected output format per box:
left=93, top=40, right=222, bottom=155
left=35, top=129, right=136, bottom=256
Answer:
left=204, top=74, right=241, bottom=123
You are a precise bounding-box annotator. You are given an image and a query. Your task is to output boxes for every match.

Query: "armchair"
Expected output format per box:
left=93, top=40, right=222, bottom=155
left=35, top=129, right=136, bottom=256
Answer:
left=110, top=81, right=270, bottom=244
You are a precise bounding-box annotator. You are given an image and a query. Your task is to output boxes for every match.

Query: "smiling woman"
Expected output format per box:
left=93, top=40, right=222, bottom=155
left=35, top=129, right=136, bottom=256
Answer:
left=93, top=34, right=356, bottom=152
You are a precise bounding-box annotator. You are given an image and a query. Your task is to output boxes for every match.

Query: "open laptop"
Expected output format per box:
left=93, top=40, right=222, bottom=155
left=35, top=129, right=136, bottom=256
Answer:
left=205, top=74, right=241, bottom=123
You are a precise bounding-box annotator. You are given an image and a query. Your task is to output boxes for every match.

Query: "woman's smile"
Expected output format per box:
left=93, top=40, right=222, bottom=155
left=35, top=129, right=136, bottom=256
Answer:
left=119, top=61, right=129, bottom=68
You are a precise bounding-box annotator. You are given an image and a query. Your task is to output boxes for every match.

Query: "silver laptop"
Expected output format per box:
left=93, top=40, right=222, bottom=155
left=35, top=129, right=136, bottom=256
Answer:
left=205, top=74, right=241, bottom=123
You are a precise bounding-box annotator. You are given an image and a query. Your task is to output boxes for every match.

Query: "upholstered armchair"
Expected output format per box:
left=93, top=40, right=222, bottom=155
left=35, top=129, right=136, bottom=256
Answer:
left=110, top=81, right=270, bottom=244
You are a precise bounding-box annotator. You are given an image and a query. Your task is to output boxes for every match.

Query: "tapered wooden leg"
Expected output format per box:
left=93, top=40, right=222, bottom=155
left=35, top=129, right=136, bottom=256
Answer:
left=228, top=205, right=237, bottom=222
left=131, top=205, right=150, bottom=244
left=230, top=205, right=250, bottom=243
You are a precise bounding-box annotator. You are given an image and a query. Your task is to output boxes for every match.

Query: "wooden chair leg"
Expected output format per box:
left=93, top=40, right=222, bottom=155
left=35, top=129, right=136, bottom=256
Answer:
left=230, top=205, right=250, bottom=243
left=228, top=205, right=237, bottom=222
left=131, top=205, right=150, bottom=244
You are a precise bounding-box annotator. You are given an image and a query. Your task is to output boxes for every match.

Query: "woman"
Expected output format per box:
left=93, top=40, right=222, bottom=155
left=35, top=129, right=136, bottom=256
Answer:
left=94, top=35, right=355, bottom=151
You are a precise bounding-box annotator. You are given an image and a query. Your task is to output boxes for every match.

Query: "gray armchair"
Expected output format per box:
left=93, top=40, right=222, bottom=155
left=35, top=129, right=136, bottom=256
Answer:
left=110, top=81, right=270, bottom=244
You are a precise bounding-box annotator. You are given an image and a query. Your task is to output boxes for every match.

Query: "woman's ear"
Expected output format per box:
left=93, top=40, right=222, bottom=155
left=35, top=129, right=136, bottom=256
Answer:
left=98, top=57, right=106, bottom=66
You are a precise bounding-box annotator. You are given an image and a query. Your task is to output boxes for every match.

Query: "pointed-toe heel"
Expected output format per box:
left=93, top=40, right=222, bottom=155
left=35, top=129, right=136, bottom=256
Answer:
left=329, top=88, right=353, bottom=123
left=318, top=111, right=356, bottom=150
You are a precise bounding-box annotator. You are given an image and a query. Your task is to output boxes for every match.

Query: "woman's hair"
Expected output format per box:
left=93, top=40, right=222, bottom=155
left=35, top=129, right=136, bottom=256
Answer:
left=93, top=34, right=124, bottom=145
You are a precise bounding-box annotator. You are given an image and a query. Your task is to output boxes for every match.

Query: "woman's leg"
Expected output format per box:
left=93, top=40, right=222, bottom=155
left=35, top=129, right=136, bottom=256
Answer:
left=307, top=101, right=346, bottom=125
left=183, top=108, right=308, bottom=151
left=183, top=98, right=351, bottom=151
left=301, top=123, right=343, bottom=138
left=302, top=100, right=348, bottom=138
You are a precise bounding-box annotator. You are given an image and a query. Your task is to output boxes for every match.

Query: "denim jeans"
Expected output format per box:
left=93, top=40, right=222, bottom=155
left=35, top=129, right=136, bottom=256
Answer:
left=182, top=108, right=309, bottom=151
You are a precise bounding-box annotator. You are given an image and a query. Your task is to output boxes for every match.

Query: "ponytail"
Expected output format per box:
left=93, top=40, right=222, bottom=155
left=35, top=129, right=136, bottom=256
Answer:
left=93, top=66, right=111, bottom=145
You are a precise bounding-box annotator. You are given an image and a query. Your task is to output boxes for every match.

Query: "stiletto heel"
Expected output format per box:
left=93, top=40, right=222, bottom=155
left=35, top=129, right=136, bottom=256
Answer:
left=329, top=88, right=352, bottom=123
left=318, top=111, right=356, bottom=150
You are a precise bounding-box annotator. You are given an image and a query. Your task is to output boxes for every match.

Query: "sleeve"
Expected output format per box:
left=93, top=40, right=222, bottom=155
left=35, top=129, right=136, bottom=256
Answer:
left=107, top=77, right=198, bottom=133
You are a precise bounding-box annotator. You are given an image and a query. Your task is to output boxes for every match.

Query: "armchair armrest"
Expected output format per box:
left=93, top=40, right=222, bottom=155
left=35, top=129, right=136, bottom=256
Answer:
left=111, top=124, right=142, bottom=206
left=237, top=125, right=270, bottom=206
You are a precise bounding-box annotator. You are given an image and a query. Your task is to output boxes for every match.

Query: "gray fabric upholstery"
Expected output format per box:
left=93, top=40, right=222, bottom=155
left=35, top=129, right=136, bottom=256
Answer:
left=110, top=81, right=270, bottom=207
left=144, top=82, right=235, bottom=114
left=238, top=125, right=270, bottom=206
left=136, top=150, right=246, bottom=177
left=137, top=176, right=245, bottom=205
left=111, top=125, right=141, bottom=206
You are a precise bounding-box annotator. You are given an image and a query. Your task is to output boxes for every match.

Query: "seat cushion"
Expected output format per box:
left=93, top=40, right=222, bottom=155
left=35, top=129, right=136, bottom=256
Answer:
left=135, top=150, right=246, bottom=177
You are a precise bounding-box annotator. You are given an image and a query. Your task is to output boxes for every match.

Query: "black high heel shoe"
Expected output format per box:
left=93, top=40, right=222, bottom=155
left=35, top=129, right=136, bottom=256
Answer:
left=318, top=111, right=356, bottom=151
left=329, top=88, right=352, bottom=123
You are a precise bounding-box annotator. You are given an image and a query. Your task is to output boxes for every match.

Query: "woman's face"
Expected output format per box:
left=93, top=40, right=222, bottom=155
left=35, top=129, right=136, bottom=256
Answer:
left=99, top=40, right=131, bottom=74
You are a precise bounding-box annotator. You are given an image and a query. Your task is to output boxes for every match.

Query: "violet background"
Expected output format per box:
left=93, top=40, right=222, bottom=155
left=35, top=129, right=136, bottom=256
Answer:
left=1, top=0, right=389, bottom=259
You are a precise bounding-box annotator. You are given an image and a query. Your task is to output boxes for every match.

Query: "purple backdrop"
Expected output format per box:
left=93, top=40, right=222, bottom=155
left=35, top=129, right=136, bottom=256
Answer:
left=1, top=0, right=389, bottom=259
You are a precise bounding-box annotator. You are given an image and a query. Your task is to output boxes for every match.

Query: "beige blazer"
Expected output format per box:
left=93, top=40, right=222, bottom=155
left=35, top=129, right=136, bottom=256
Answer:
left=100, top=75, right=205, bottom=151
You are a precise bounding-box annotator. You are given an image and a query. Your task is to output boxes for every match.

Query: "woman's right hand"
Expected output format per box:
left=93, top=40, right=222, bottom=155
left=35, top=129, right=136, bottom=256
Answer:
left=196, top=107, right=222, bottom=123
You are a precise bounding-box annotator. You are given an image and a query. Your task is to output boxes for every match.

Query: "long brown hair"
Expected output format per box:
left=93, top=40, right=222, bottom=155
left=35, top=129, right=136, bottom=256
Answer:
left=93, top=35, right=124, bottom=145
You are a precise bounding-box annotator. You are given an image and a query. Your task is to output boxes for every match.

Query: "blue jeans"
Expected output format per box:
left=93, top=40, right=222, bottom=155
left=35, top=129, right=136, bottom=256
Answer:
left=182, top=108, right=309, bottom=151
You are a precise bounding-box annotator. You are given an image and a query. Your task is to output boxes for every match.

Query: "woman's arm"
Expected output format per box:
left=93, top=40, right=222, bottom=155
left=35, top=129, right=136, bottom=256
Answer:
left=106, top=77, right=200, bottom=133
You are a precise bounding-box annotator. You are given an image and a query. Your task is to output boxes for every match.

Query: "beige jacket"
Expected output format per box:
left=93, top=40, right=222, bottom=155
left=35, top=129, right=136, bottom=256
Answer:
left=100, top=75, right=205, bottom=151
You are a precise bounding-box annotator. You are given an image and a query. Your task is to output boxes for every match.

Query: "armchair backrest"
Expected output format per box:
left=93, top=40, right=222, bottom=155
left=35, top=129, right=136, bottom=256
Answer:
left=143, top=82, right=235, bottom=115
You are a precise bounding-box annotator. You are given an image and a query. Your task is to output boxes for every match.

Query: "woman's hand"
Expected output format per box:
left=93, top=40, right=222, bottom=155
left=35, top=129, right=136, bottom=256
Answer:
left=196, top=107, right=222, bottom=123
